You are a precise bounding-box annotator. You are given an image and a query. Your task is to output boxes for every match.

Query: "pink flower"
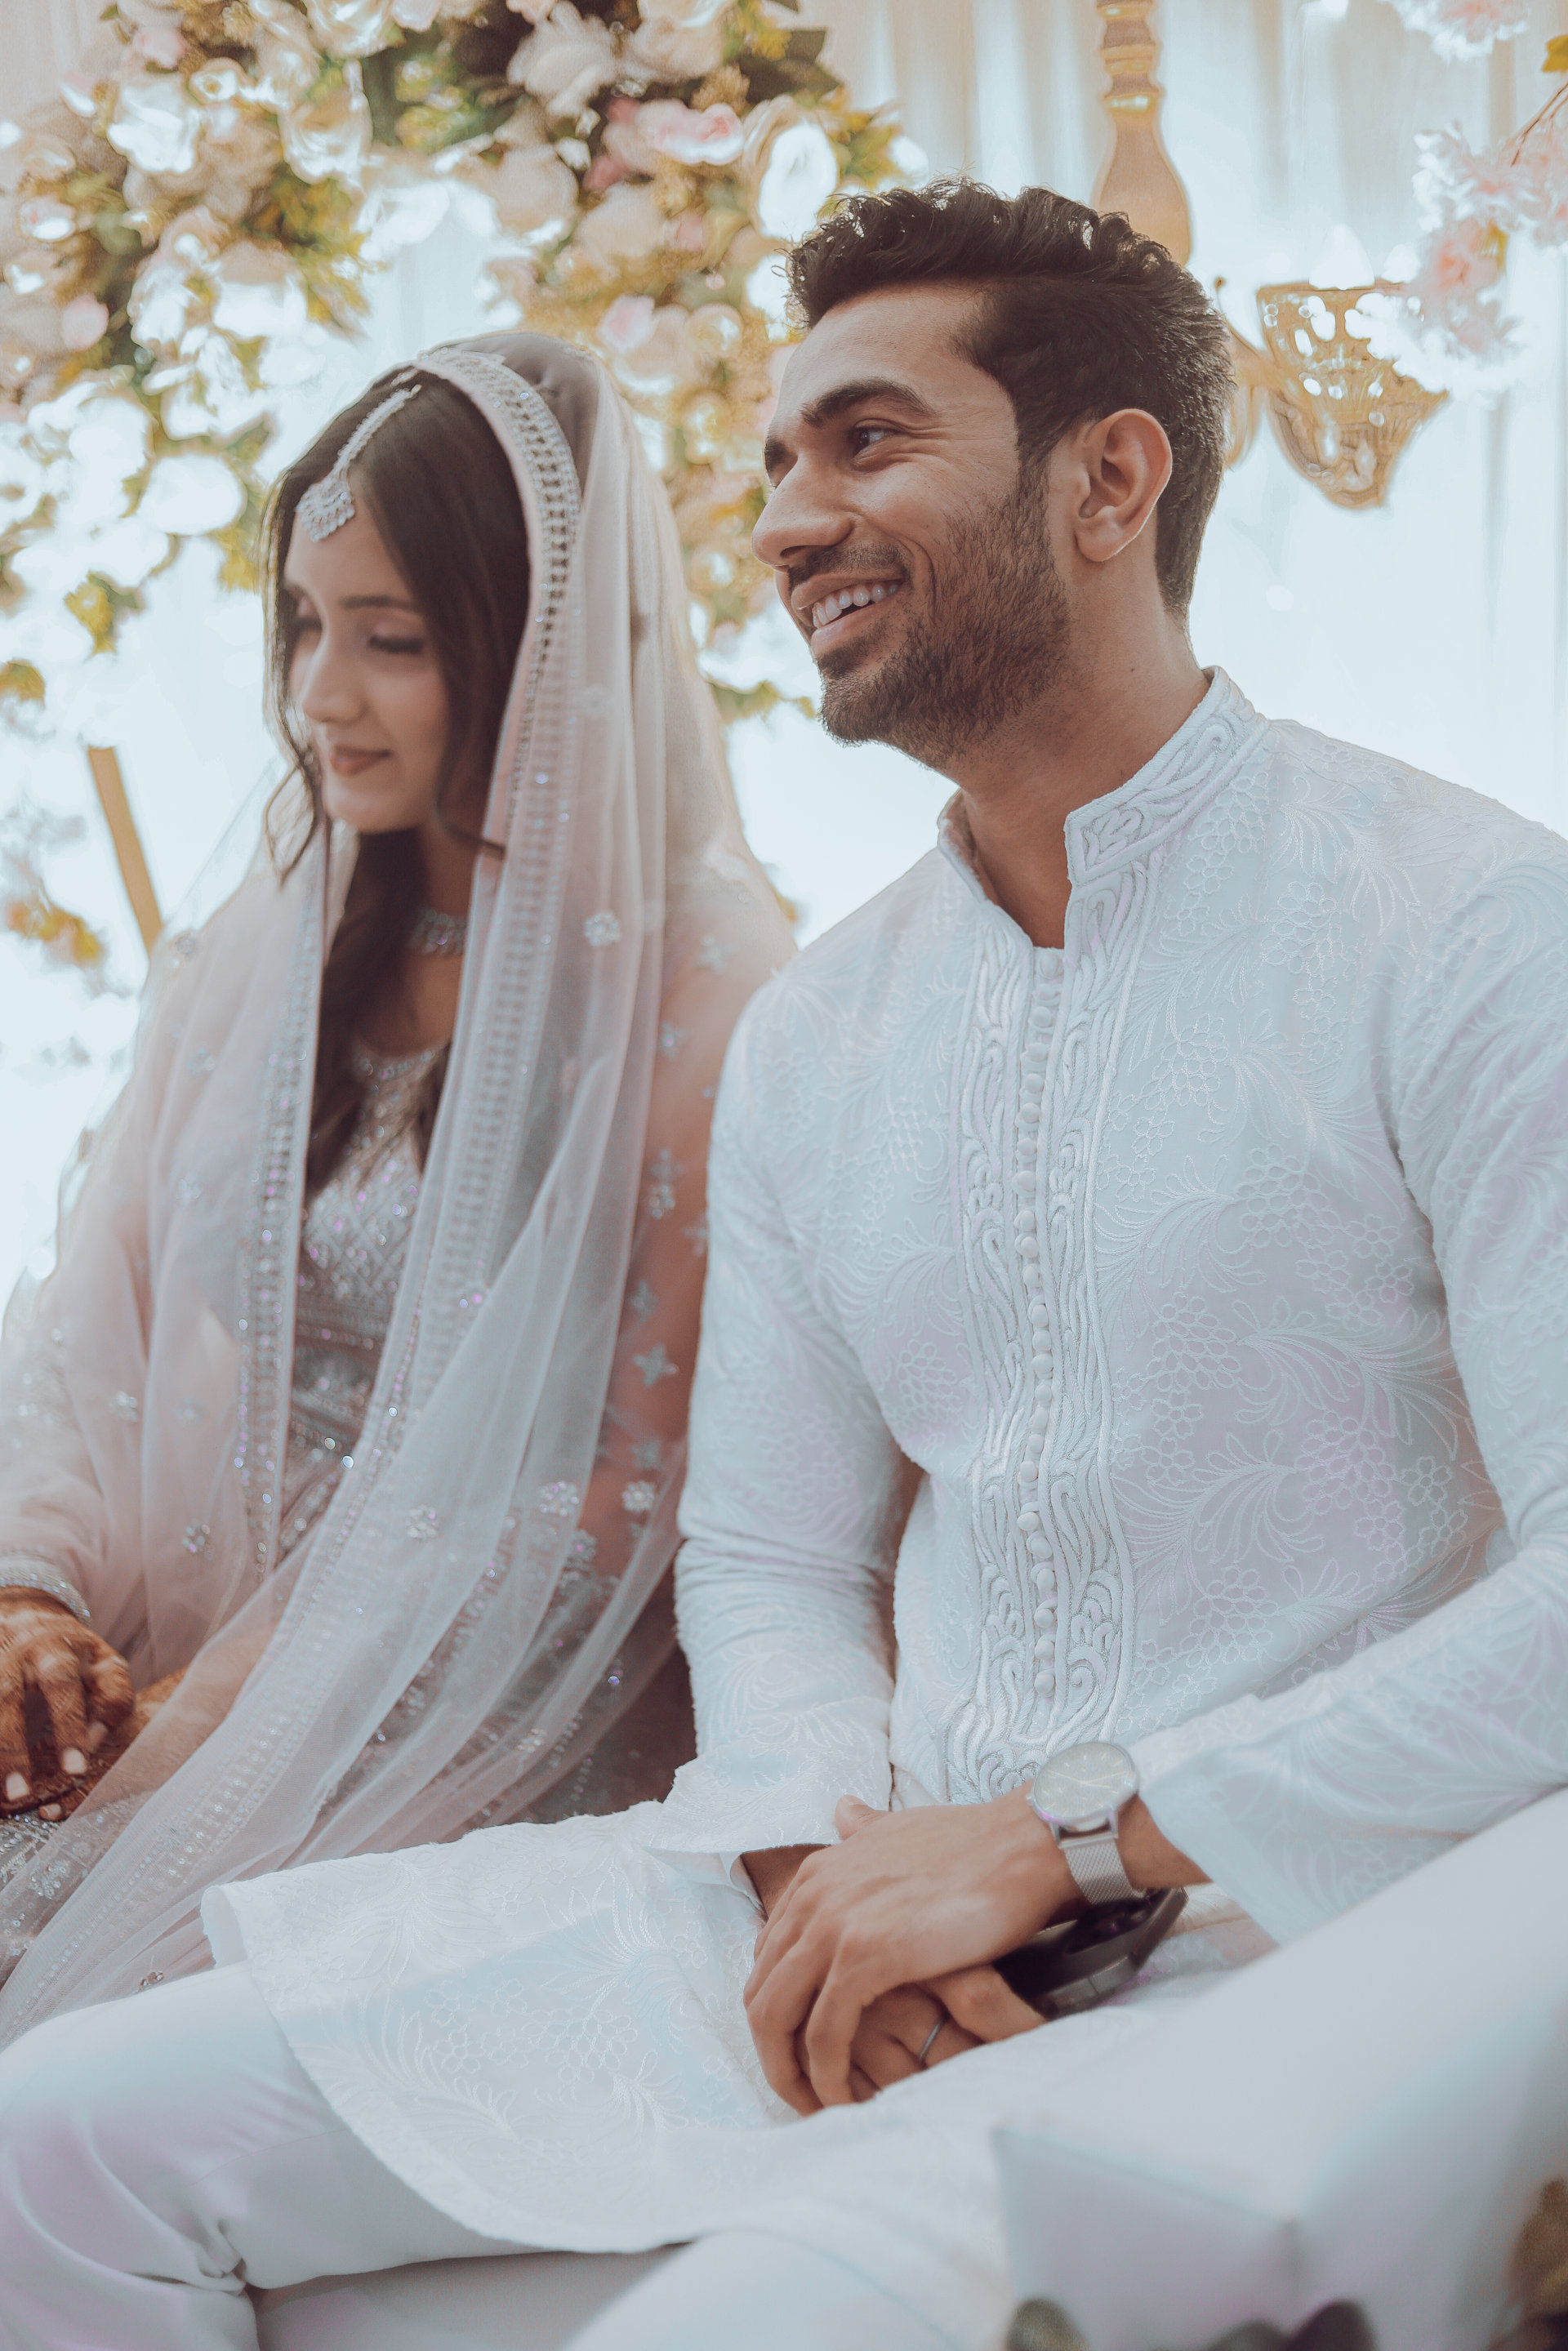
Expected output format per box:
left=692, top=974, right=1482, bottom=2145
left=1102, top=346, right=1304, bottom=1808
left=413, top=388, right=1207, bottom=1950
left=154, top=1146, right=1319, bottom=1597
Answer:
left=59, top=295, right=109, bottom=350
left=604, top=99, right=744, bottom=177
left=128, top=23, right=187, bottom=66
left=597, top=292, right=656, bottom=354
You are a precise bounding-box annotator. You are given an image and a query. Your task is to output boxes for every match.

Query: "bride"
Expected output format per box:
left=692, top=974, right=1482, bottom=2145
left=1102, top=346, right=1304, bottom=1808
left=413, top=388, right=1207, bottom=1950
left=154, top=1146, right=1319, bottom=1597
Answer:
left=0, top=332, right=791, bottom=2036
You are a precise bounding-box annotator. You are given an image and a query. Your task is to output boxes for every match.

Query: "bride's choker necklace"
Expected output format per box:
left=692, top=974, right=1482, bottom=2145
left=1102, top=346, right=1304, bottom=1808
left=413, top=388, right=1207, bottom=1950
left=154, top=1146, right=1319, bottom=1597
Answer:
left=409, top=905, right=468, bottom=958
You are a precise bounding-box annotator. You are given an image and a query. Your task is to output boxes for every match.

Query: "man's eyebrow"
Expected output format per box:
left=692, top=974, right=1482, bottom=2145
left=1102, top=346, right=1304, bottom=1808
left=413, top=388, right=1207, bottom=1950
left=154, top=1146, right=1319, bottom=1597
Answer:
left=763, top=376, right=938, bottom=477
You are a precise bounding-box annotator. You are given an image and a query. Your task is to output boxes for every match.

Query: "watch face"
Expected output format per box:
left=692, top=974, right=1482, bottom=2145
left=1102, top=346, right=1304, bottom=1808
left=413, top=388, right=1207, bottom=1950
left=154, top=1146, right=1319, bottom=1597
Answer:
left=1031, top=1740, right=1139, bottom=1833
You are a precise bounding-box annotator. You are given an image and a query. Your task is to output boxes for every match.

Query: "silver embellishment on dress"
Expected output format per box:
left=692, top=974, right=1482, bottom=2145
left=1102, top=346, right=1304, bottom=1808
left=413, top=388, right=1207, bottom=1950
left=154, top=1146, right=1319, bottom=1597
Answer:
left=658, top=1023, right=688, bottom=1058
left=621, top=1480, right=656, bottom=1516
left=406, top=1507, right=439, bottom=1540
left=584, top=911, right=621, bottom=947
left=109, top=1391, right=139, bottom=1423
left=645, top=1151, right=678, bottom=1220
left=169, top=929, right=200, bottom=959
left=187, top=1049, right=216, bottom=1078
left=633, top=1342, right=676, bottom=1387
left=408, top=905, right=467, bottom=958
left=183, top=1523, right=210, bottom=1555
left=176, top=1174, right=202, bottom=1204
left=696, top=933, right=733, bottom=973
left=629, top=1280, right=657, bottom=1319
left=537, top=1481, right=581, bottom=1518
left=566, top=1530, right=598, bottom=1566
left=297, top=383, right=421, bottom=541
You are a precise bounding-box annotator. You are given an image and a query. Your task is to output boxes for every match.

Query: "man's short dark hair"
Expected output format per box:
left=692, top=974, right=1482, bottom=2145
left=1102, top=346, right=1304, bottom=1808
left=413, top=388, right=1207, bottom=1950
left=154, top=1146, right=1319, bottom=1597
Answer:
left=785, top=180, right=1233, bottom=617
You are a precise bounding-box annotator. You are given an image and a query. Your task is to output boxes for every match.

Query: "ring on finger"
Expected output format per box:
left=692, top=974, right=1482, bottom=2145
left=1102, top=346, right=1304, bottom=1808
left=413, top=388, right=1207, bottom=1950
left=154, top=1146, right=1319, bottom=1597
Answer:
left=915, top=2019, right=943, bottom=2068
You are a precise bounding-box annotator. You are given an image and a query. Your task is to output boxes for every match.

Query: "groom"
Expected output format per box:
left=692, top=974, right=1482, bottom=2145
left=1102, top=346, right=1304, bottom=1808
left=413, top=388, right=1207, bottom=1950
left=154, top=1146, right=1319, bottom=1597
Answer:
left=4, top=181, right=1568, bottom=2351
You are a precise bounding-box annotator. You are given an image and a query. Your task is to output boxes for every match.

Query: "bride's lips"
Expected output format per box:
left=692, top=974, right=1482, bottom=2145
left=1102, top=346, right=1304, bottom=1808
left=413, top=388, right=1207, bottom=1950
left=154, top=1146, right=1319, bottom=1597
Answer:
left=326, top=746, right=390, bottom=777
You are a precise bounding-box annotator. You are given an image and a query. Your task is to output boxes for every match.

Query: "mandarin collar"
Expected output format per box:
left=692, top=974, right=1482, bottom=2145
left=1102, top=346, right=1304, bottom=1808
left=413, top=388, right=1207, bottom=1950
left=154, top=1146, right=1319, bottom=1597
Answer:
left=937, top=670, right=1266, bottom=908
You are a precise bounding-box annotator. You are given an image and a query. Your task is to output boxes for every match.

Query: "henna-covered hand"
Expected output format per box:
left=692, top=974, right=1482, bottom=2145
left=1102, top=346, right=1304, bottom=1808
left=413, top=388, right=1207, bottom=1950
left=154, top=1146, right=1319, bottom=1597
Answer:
left=0, top=1590, right=134, bottom=1807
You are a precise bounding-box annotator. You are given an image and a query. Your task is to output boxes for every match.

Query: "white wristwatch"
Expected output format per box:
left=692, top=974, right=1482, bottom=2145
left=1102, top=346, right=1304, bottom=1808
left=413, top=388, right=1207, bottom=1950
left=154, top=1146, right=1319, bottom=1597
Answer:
left=1028, top=1740, right=1141, bottom=1907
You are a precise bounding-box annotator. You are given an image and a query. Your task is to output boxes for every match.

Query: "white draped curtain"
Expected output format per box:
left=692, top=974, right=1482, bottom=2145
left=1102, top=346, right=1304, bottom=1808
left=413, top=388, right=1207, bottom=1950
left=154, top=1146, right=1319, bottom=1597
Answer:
left=3, top=0, right=1566, bottom=1300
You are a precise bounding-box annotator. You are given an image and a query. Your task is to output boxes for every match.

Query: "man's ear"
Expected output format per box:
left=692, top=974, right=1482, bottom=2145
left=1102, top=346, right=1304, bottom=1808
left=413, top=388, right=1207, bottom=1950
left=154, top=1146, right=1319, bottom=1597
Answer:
left=1067, top=408, right=1173, bottom=569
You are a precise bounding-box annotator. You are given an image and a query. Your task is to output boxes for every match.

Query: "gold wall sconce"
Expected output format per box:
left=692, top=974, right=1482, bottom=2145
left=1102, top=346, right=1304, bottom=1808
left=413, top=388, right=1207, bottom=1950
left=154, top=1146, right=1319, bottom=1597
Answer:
left=1091, top=1, right=1446, bottom=509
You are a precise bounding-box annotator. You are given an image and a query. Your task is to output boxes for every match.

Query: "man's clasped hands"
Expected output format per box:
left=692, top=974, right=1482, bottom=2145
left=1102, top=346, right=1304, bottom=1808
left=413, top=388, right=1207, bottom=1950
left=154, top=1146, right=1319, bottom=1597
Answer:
left=741, top=1788, right=1200, bottom=2113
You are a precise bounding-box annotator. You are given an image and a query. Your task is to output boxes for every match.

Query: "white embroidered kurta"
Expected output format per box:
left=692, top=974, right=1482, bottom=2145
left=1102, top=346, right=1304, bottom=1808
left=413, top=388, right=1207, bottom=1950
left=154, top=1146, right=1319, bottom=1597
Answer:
left=212, top=674, right=1568, bottom=2344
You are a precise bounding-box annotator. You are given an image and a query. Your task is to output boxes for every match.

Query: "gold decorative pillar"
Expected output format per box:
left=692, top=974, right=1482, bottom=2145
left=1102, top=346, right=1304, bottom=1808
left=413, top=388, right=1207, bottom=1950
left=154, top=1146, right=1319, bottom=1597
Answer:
left=1091, top=2, right=1192, bottom=267
left=1088, top=0, right=1442, bottom=506
left=86, top=746, right=162, bottom=951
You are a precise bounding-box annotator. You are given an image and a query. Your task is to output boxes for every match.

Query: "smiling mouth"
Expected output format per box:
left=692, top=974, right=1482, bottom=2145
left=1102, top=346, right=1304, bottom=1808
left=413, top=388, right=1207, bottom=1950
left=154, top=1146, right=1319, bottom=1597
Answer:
left=327, top=746, right=390, bottom=775
left=805, top=581, right=904, bottom=645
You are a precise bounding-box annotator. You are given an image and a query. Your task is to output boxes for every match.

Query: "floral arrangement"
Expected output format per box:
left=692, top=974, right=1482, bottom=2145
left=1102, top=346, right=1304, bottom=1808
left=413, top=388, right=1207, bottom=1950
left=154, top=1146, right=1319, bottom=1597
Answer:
left=0, top=0, right=903, bottom=755
left=1363, top=35, right=1568, bottom=390
left=1376, top=0, right=1528, bottom=65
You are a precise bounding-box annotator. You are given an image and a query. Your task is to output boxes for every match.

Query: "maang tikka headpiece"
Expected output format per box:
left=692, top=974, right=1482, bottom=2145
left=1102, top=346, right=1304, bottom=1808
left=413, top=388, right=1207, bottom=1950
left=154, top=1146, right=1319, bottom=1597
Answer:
left=297, top=379, right=421, bottom=542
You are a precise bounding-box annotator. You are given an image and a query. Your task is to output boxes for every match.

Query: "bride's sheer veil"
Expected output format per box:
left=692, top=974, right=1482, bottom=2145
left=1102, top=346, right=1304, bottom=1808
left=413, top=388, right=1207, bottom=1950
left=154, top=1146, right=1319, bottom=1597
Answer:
left=0, top=331, right=780, bottom=2034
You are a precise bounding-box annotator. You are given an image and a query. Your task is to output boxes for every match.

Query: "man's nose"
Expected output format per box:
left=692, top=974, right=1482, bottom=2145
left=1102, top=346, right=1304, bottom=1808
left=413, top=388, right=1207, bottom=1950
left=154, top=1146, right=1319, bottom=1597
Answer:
left=751, top=464, right=853, bottom=577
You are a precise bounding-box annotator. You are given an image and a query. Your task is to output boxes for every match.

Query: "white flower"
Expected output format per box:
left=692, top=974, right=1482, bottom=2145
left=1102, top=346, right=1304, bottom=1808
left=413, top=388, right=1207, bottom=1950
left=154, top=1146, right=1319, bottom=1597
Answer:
left=1376, top=0, right=1526, bottom=62
left=58, top=296, right=108, bottom=351
left=357, top=158, right=452, bottom=258
left=128, top=260, right=195, bottom=350
left=757, top=119, right=839, bottom=240
left=283, top=77, right=372, bottom=186
left=105, top=73, right=203, bottom=177
left=212, top=244, right=309, bottom=339
left=491, top=143, right=578, bottom=241
left=0, top=427, right=45, bottom=525
left=84, top=512, right=169, bottom=589
left=138, top=452, right=244, bottom=535
left=628, top=0, right=725, bottom=78
left=392, top=0, right=443, bottom=25
left=18, top=197, right=77, bottom=244
left=248, top=0, right=322, bottom=111
left=156, top=205, right=228, bottom=269
left=508, top=5, right=621, bottom=118
left=572, top=181, right=666, bottom=269
left=303, top=0, right=399, bottom=57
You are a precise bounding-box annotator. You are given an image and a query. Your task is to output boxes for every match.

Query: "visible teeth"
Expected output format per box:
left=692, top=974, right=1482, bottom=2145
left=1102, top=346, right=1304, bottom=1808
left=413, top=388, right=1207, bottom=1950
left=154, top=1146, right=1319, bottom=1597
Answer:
left=808, top=582, right=898, bottom=630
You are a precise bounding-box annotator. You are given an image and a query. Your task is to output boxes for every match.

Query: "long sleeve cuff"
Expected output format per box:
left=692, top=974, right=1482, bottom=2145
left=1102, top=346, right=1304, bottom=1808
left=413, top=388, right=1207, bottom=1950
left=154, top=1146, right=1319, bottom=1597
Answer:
left=0, top=1554, right=91, bottom=1624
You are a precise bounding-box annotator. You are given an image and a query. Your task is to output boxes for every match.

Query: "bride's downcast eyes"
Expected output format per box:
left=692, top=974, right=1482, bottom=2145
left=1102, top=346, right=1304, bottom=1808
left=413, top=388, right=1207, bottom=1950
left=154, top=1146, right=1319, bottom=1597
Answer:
left=287, top=601, right=426, bottom=658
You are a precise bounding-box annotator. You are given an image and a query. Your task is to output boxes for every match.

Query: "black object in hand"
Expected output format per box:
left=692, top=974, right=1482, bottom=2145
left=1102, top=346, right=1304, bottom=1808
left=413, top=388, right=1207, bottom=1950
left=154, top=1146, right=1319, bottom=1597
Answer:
left=995, top=1886, right=1188, bottom=2019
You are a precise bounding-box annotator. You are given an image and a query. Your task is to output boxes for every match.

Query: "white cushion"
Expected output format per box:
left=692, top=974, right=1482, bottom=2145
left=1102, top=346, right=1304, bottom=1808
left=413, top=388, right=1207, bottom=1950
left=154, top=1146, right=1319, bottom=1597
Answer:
left=995, top=1787, right=1568, bottom=2351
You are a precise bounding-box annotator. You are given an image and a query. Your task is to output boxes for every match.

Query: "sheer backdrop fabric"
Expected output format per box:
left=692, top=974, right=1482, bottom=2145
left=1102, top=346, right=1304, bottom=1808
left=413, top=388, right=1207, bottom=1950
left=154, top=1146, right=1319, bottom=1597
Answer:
left=0, top=333, right=791, bottom=2037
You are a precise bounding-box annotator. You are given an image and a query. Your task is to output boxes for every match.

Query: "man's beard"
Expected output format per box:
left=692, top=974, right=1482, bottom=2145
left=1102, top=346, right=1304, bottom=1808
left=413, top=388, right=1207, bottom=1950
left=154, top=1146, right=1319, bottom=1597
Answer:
left=817, top=475, right=1072, bottom=769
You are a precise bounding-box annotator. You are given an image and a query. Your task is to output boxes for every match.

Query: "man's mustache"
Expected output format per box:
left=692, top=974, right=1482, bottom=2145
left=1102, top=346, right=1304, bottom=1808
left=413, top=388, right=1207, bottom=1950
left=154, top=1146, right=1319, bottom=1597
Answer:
left=784, top=545, right=911, bottom=599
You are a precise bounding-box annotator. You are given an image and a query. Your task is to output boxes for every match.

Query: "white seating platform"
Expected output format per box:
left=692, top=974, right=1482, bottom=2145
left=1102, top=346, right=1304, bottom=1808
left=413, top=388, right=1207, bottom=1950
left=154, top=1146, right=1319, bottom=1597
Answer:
left=996, top=1788, right=1568, bottom=2351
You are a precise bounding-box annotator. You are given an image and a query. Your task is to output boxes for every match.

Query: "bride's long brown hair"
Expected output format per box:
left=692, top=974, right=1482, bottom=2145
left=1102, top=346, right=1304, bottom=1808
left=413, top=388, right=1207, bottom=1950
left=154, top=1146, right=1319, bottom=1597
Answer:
left=262, top=368, right=531, bottom=1190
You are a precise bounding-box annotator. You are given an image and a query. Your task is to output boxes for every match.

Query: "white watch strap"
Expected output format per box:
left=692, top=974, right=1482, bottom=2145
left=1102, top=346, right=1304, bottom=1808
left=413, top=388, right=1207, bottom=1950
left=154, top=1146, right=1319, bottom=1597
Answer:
left=1059, top=1823, right=1138, bottom=1907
